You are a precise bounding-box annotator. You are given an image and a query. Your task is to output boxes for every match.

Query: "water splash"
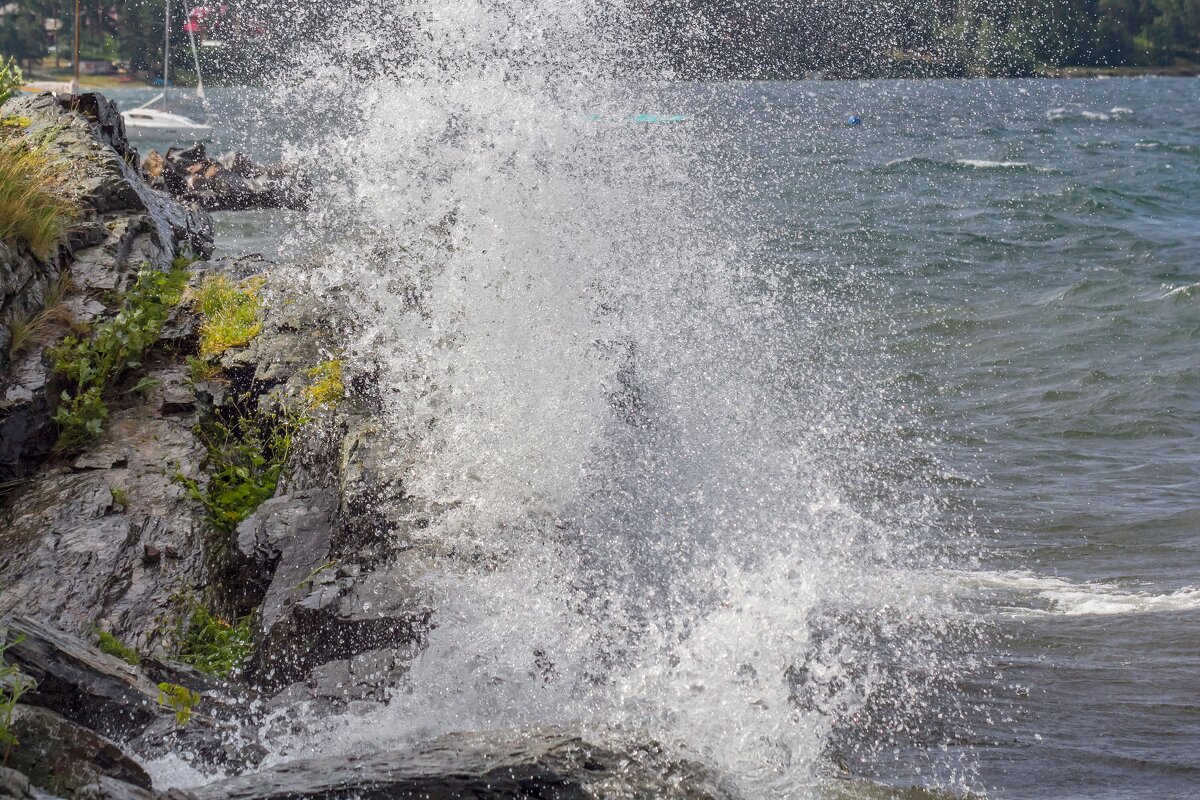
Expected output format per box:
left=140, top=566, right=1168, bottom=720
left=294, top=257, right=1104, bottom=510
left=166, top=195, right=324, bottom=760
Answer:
left=263, top=1, right=981, bottom=795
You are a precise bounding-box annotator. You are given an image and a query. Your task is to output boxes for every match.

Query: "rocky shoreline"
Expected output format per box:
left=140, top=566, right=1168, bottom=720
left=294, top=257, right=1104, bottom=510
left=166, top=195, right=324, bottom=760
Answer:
left=0, top=92, right=737, bottom=799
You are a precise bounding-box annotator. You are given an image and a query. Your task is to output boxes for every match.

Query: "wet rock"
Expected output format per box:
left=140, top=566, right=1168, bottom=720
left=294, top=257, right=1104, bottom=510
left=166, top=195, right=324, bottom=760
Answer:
left=0, top=406, right=208, bottom=648
left=0, top=91, right=213, bottom=484
left=6, top=705, right=151, bottom=796
left=0, top=767, right=38, bottom=800
left=186, top=730, right=733, bottom=800
left=1, top=616, right=163, bottom=739
left=2, top=617, right=266, bottom=775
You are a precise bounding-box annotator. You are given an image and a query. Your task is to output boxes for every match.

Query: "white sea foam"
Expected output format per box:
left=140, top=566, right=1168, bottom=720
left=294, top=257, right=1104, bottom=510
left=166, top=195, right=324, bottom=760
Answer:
left=958, top=570, right=1200, bottom=617
left=956, top=159, right=1032, bottom=169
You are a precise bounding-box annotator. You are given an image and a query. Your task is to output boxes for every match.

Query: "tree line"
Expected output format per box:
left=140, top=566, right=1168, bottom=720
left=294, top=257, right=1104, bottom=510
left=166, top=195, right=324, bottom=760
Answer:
left=1, top=0, right=1197, bottom=82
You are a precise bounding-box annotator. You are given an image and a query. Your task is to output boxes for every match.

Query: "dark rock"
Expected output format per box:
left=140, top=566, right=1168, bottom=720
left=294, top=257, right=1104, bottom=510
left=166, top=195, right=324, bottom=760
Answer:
left=2, top=618, right=266, bottom=775
left=0, top=616, right=163, bottom=740
left=186, top=730, right=733, bottom=800
left=141, top=545, right=160, bottom=565
left=6, top=705, right=151, bottom=796
left=0, top=407, right=208, bottom=648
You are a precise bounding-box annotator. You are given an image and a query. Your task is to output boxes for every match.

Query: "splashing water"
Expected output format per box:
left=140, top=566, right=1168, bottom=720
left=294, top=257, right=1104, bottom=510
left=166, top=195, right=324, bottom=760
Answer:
left=263, top=1, right=982, bottom=796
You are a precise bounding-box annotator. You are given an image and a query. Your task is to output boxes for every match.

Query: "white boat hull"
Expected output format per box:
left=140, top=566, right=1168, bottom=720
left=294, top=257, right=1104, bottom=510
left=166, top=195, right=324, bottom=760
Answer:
left=121, top=110, right=212, bottom=143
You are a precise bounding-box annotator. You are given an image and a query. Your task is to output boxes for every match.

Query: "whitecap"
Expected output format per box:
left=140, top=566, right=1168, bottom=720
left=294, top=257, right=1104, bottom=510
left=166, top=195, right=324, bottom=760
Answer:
left=959, top=570, right=1200, bottom=617
left=956, top=159, right=1030, bottom=169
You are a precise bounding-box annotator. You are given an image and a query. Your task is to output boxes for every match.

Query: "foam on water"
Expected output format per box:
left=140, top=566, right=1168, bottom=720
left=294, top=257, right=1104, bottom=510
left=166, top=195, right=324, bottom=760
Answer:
left=251, top=2, right=979, bottom=795
left=962, top=571, right=1200, bottom=617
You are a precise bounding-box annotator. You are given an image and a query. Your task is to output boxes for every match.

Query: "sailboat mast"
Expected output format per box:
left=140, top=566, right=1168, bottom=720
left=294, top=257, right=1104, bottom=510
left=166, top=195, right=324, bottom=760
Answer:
left=162, top=0, right=171, bottom=110
left=183, top=0, right=205, bottom=99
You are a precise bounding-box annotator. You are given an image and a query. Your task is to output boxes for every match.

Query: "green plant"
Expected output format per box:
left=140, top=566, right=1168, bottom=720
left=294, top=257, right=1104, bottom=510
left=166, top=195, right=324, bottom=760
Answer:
left=296, top=560, right=338, bottom=590
left=96, top=630, right=140, bottom=665
left=1, top=635, right=36, bottom=764
left=185, top=355, right=222, bottom=384
left=305, top=359, right=345, bottom=409
left=0, top=138, right=78, bottom=262
left=156, top=682, right=200, bottom=726
left=0, top=57, right=21, bottom=107
left=50, top=264, right=189, bottom=449
left=108, top=486, right=129, bottom=508
left=191, top=275, right=264, bottom=357
left=176, top=605, right=254, bottom=680
left=179, top=400, right=304, bottom=533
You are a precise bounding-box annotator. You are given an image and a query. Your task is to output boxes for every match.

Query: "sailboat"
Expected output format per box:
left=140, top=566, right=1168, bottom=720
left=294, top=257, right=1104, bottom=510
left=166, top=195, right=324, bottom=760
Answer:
left=121, top=0, right=212, bottom=142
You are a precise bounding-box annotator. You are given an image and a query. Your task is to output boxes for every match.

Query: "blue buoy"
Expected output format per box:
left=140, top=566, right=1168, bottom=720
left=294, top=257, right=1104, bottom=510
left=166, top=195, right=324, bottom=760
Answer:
left=847, top=115, right=862, bottom=126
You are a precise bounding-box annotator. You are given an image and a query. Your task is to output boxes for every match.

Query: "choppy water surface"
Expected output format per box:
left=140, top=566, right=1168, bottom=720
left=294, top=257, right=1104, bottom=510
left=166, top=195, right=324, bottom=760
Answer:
left=192, top=72, right=1198, bottom=799
left=729, top=77, right=1200, bottom=798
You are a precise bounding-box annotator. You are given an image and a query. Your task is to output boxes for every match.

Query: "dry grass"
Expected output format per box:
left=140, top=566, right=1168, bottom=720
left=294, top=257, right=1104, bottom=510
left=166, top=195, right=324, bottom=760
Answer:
left=7, top=271, right=76, bottom=358
left=0, top=137, right=77, bottom=262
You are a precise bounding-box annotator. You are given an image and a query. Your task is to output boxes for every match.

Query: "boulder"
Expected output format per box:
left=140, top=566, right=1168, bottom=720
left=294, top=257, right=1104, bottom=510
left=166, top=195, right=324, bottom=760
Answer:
left=5, top=705, right=151, bottom=796
left=0, top=91, right=213, bottom=484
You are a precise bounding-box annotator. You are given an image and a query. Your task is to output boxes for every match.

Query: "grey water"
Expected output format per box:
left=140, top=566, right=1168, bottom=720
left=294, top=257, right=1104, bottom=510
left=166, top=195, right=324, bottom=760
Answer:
left=128, top=76, right=1198, bottom=798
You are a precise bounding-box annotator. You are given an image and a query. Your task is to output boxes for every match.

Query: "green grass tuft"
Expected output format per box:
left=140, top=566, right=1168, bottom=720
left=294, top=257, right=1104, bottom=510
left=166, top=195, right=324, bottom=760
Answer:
left=305, top=359, right=345, bottom=409
left=0, top=137, right=78, bottom=262
left=192, top=275, right=263, bottom=357
left=96, top=630, right=141, bottom=665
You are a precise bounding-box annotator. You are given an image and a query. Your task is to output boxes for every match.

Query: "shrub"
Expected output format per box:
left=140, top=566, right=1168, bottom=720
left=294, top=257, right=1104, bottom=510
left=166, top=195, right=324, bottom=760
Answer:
left=50, top=265, right=189, bottom=449
left=192, top=275, right=263, bottom=357
left=156, top=682, right=200, bottom=726
left=177, top=605, right=254, bottom=679
left=0, top=138, right=78, bottom=262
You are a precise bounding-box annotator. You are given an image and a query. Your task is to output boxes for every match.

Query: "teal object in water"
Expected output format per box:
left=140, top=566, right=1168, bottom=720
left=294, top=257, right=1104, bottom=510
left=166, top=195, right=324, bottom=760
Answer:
left=631, top=114, right=690, bottom=124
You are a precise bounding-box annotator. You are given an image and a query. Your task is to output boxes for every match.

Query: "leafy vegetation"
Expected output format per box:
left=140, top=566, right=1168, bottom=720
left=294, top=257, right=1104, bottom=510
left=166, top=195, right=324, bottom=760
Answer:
left=156, top=682, right=200, bottom=726
left=179, top=401, right=302, bottom=533
left=192, top=274, right=264, bottom=357
left=0, top=56, right=20, bottom=106
left=1, top=635, right=35, bottom=763
left=176, top=604, right=254, bottom=679
left=50, top=264, right=188, bottom=450
left=96, top=630, right=141, bottom=665
left=0, top=138, right=77, bottom=262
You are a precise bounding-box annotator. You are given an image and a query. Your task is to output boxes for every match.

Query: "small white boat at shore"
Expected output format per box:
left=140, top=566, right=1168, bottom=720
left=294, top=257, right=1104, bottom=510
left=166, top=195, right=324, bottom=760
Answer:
left=121, top=107, right=212, bottom=142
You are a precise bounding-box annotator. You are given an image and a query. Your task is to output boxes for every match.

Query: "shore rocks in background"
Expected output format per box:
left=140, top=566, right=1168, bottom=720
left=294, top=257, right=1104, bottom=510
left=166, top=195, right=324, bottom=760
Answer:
left=143, top=145, right=309, bottom=212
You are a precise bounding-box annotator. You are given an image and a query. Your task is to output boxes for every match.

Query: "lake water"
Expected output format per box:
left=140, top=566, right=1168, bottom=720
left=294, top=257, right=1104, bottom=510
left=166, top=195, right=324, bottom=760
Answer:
left=119, top=77, right=1199, bottom=798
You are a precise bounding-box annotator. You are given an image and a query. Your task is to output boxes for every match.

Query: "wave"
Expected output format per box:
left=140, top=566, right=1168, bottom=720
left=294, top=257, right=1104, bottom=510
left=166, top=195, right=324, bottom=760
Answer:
left=1160, top=282, right=1200, bottom=300
left=881, top=156, right=1048, bottom=173
left=962, top=570, right=1200, bottom=617
left=1047, top=106, right=1133, bottom=123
